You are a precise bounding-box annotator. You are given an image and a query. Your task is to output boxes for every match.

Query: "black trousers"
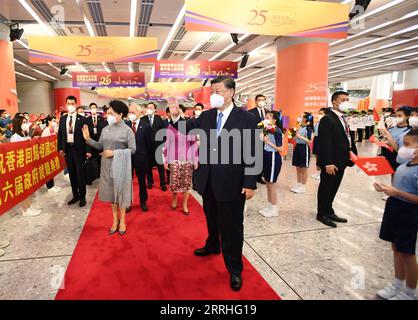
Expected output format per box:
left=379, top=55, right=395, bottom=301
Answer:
left=147, top=147, right=166, bottom=187
left=317, top=168, right=345, bottom=218
left=202, top=178, right=245, bottom=276
left=357, top=128, right=364, bottom=142
left=365, top=126, right=371, bottom=139
left=64, top=144, right=86, bottom=200
left=134, top=163, right=148, bottom=204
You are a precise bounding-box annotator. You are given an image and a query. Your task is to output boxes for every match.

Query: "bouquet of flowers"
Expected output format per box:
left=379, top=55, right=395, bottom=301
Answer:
left=257, top=119, right=277, bottom=136
left=287, top=127, right=298, bottom=139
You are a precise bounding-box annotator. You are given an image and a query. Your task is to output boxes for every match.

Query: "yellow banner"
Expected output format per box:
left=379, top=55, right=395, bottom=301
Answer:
left=97, top=87, right=146, bottom=99
left=185, top=0, right=349, bottom=39
left=28, top=36, right=158, bottom=63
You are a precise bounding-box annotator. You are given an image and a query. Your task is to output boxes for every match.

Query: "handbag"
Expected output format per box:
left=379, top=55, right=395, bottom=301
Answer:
left=83, top=157, right=100, bottom=184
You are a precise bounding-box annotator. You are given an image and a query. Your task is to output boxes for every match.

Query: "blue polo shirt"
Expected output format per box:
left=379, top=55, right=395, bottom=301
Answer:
left=389, top=125, right=411, bottom=149
left=393, top=162, right=418, bottom=204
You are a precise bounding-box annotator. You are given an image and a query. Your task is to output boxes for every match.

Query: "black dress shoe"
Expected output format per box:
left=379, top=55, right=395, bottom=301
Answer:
left=140, top=203, right=148, bottom=212
left=79, top=199, right=86, bottom=207
left=194, top=247, right=221, bottom=256
left=230, top=274, right=242, bottom=291
left=329, top=214, right=348, bottom=223
left=161, top=185, right=167, bottom=192
left=67, top=198, right=79, bottom=205
left=126, top=207, right=132, bottom=213
left=316, top=216, right=337, bottom=228
left=257, top=177, right=266, bottom=185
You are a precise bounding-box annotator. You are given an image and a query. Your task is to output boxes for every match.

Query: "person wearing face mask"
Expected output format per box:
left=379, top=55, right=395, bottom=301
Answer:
left=126, top=104, right=152, bottom=212
left=86, top=103, right=108, bottom=177
left=187, top=76, right=259, bottom=291
left=249, top=94, right=269, bottom=185
left=10, top=116, right=42, bottom=217
left=41, top=115, right=62, bottom=193
left=312, top=108, right=330, bottom=180
left=316, top=91, right=357, bottom=228
left=76, top=106, right=86, bottom=117
left=380, top=106, right=412, bottom=172
left=374, top=129, right=418, bottom=300
left=140, top=102, right=167, bottom=192
left=83, top=100, right=136, bottom=236
left=0, top=109, right=13, bottom=139
left=57, top=96, right=93, bottom=208
left=193, top=103, right=204, bottom=119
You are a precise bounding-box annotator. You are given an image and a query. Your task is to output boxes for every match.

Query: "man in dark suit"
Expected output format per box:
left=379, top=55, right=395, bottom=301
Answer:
left=85, top=102, right=108, bottom=177
left=188, top=76, right=259, bottom=291
left=126, top=105, right=152, bottom=212
left=140, top=102, right=167, bottom=191
left=317, top=91, right=358, bottom=228
left=249, top=94, right=268, bottom=185
left=58, top=96, right=93, bottom=207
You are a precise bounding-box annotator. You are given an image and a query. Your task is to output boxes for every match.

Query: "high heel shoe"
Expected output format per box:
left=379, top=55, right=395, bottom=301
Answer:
left=171, top=204, right=177, bottom=211
left=118, top=224, right=126, bottom=236
left=109, top=222, right=119, bottom=235
left=183, top=209, right=190, bottom=216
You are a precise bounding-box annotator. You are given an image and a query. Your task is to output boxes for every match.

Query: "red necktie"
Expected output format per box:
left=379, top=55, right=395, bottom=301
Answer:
left=132, top=121, right=137, bottom=134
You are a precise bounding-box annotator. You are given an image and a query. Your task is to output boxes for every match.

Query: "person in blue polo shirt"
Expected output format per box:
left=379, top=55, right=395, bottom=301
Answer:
left=374, top=128, right=418, bottom=300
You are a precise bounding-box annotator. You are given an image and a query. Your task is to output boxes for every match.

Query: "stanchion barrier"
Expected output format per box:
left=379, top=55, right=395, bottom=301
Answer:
left=0, top=136, right=66, bottom=215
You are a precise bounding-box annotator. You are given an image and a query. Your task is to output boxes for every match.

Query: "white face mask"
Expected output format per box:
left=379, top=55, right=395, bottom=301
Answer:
left=257, top=101, right=266, bottom=108
left=194, top=110, right=202, bottom=118
left=21, top=123, right=30, bottom=132
left=296, top=117, right=302, bottom=123
left=107, top=115, right=117, bottom=126
left=398, top=146, right=417, bottom=162
left=79, top=112, right=85, bottom=117
left=67, top=105, right=76, bottom=114
left=384, top=112, right=391, bottom=117
left=210, top=90, right=229, bottom=109
left=394, top=117, right=405, bottom=125
left=91, top=109, right=97, bottom=115
left=409, top=116, right=418, bottom=127
left=146, top=109, right=154, bottom=116
left=128, top=113, right=137, bottom=122
left=338, top=101, right=351, bottom=113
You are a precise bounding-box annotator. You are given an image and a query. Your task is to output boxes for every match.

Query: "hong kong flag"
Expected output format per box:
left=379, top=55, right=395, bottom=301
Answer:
left=350, top=152, right=395, bottom=176
left=369, top=135, right=394, bottom=152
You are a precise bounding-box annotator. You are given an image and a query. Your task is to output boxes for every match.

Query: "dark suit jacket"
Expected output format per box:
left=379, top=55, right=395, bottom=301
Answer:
left=126, top=120, right=153, bottom=168
left=317, top=111, right=358, bottom=171
left=85, top=115, right=107, bottom=141
left=140, top=114, right=166, bottom=150
left=248, top=107, right=264, bottom=124
left=188, top=105, right=258, bottom=202
left=57, top=114, right=92, bottom=156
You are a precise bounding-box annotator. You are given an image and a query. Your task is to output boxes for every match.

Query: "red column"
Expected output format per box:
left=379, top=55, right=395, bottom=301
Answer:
left=195, top=87, right=212, bottom=109
left=0, top=40, right=18, bottom=114
left=275, top=38, right=329, bottom=128
left=54, top=88, right=81, bottom=113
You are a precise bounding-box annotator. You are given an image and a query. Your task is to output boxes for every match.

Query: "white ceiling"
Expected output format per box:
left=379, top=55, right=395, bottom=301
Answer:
left=0, top=0, right=417, bottom=97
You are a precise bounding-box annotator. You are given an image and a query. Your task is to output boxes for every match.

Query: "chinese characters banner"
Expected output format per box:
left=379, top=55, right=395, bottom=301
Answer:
left=97, top=87, right=146, bottom=99
left=28, top=36, right=158, bottom=63
left=185, top=0, right=349, bottom=39
left=155, top=60, right=238, bottom=79
left=72, top=72, right=145, bottom=88
left=0, top=136, right=66, bottom=215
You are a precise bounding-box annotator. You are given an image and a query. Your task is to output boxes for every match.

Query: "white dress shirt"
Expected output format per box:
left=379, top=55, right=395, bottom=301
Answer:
left=257, top=107, right=265, bottom=120
left=332, top=109, right=351, bottom=146
left=66, top=113, right=77, bottom=143
left=217, top=103, right=234, bottom=132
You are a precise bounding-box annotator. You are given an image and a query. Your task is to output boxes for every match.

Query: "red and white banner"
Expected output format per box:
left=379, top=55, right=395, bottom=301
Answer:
left=0, top=136, right=66, bottom=215
left=350, top=152, right=394, bottom=176
left=72, top=72, right=145, bottom=88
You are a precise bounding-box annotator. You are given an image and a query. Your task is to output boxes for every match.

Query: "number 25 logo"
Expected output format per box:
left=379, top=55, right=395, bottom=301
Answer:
left=76, top=45, right=92, bottom=57
left=248, top=10, right=268, bottom=26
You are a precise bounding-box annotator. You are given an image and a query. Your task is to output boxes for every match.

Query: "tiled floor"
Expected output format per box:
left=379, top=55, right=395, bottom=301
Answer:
left=0, top=142, right=411, bottom=300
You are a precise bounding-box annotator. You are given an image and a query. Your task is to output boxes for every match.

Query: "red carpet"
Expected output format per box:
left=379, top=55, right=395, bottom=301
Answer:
left=55, top=170, right=280, bottom=300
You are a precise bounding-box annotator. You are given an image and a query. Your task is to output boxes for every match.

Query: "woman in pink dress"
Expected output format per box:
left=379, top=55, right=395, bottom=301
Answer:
left=163, top=104, right=198, bottom=215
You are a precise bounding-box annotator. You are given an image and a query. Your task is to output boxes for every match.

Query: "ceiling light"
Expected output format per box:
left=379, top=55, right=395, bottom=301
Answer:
left=16, top=39, right=29, bottom=49
left=183, top=33, right=215, bottom=61
left=15, top=71, right=37, bottom=80
left=102, top=62, right=111, bottom=73
left=128, top=62, right=133, bottom=73
left=18, top=0, right=54, bottom=36
left=83, top=15, right=95, bottom=36
left=236, top=77, right=275, bottom=91
left=130, top=0, right=138, bottom=37
left=350, top=0, right=406, bottom=25
left=234, top=41, right=272, bottom=62
left=238, top=64, right=275, bottom=82
left=158, top=4, right=186, bottom=60
left=209, top=34, right=251, bottom=61
left=237, top=72, right=276, bottom=87
left=14, top=58, right=57, bottom=80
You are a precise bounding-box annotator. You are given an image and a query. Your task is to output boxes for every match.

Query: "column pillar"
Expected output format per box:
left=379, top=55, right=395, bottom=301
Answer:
left=275, top=37, right=329, bottom=127
left=0, top=24, right=18, bottom=114
left=53, top=81, right=80, bottom=112
left=195, top=87, right=212, bottom=109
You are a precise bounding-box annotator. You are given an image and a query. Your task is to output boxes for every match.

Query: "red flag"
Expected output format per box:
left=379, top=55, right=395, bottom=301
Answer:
left=373, top=108, right=380, bottom=122
left=350, top=153, right=394, bottom=176
left=369, top=135, right=394, bottom=152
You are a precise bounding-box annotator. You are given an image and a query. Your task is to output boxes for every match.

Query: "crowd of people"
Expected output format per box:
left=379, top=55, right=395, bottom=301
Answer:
left=0, top=77, right=417, bottom=297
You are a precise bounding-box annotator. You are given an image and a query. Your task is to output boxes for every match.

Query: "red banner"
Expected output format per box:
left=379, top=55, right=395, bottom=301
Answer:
left=350, top=152, right=395, bottom=176
left=0, top=136, right=66, bottom=215
left=72, top=72, right=145, bottom=88
left=154, top=60, right=238, bottom=79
